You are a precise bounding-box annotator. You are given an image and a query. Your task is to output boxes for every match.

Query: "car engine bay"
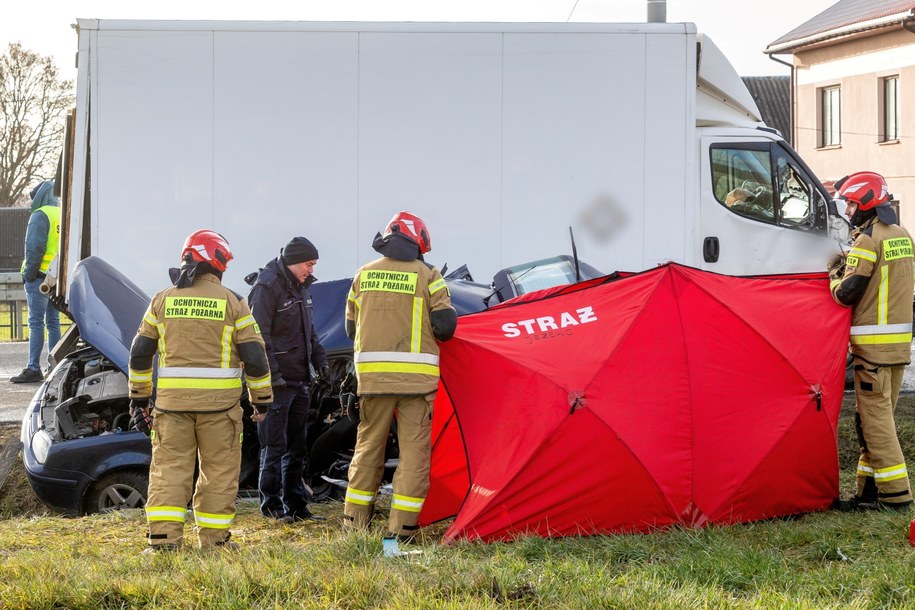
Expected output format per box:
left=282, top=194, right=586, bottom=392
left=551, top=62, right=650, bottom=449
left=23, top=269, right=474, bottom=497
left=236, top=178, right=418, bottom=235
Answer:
left=40, top=347, right=131, bottom=441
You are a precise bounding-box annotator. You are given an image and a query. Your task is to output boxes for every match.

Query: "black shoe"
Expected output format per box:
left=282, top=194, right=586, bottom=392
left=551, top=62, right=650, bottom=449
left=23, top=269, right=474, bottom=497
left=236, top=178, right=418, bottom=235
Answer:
left=10, top=368, right=44, bottom=384
left=291, top=510, right=327, bottom=522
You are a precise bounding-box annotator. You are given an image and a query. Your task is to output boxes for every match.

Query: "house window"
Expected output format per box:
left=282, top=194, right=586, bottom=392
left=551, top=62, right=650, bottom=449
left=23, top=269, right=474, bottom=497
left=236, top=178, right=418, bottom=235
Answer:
left=881, top=76, right=899, bottom=142
left=819, top=86, right=841, bottom=147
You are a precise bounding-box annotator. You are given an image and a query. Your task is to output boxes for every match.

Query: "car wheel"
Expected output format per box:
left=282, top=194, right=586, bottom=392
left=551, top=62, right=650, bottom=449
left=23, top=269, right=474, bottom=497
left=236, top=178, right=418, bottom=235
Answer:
left=85, top=471, right=149, bottom=514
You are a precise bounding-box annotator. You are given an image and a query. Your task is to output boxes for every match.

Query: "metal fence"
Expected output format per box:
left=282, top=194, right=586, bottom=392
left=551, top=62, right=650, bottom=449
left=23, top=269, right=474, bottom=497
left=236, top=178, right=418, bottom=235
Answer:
left=0, top=208, right=29, bottom=272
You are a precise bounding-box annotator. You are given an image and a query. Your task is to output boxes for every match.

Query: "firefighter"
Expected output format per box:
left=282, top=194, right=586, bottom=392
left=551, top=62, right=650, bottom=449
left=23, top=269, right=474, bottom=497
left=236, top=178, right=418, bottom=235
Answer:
left=128, top=230, right=273, bottom=552
left=343, top=211, right=457, bottom=541
left=828, top=171, right=914, bottom=511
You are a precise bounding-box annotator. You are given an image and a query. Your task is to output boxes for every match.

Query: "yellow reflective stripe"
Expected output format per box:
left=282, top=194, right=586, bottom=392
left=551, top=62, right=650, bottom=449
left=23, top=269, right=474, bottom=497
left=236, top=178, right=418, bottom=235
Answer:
left=428, top=278, right=447, bottom=295
left=129, top=369, right=153, bottom=383
left=246, top=373, right=271, bottom=389
left=143, top=312, right=158, bottom=326
left=146, top=506, right=187, bottom=522
left=345, top=487, right=376, bottom=505
left=850, top=333, right=913, bottom=345
left=194, top=510, right=234, bottom=529
left=235, top=314, right=255, bottom=330
left=157, top=323, right=167, bottom=368
left=221, top=325, right=234, bottom=368
left=829, top=278, right=842, bottom=291
left=391, top=493, right=425, bottom=513
left=878, top=266, right=888, bottom=325
left=873, top=463, right=908, bottom=482
left=157, top=378, right=243, bottom=389
left=411, top=297, right=423, bottom=353
left=356, top=362, right=439, bottom=376
left=848, top=247, right=877, bottom=262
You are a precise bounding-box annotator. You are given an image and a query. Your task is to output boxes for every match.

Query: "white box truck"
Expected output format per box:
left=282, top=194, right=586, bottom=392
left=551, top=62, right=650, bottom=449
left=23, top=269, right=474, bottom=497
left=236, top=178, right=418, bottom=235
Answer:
left=61, top=19, right=849, bottom=295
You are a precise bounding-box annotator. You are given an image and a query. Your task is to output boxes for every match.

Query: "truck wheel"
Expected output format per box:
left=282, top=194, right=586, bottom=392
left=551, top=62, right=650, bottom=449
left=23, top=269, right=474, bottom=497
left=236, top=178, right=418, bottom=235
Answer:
left=85, top=471, right=148, bottom=514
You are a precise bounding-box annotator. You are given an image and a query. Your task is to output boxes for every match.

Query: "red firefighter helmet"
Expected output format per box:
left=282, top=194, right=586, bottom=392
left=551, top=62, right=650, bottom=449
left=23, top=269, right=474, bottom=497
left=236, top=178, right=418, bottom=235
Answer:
left=834, top=171, right=889, bottom=211
left=180, top=229, right=233, bottom=272
left=383, top=211, right=432, bottom=253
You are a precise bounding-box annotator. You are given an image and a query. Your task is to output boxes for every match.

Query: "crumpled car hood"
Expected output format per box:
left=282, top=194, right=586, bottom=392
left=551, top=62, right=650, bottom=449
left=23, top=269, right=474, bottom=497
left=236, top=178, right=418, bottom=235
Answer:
left=68, top=256, right=150, bottom=372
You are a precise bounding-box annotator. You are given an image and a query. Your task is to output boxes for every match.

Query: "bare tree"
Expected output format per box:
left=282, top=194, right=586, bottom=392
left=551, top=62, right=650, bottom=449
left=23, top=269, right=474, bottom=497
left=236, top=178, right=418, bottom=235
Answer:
left=0, top=43, right=73, bottom=207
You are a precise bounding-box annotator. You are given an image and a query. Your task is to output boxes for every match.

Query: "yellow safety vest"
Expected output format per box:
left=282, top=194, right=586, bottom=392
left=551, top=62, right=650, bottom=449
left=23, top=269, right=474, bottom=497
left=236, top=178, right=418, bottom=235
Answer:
left=21, top=205, right=61, bottom=275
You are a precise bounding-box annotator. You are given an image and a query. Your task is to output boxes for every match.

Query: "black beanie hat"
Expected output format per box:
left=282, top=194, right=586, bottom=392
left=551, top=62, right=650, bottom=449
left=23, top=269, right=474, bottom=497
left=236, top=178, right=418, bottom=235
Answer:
left=281, top=237, right=319, bottom=265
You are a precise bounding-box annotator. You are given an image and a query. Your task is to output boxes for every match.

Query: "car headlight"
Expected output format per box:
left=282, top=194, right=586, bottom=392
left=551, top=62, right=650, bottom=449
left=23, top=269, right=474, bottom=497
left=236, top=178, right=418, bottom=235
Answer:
left=31, top=430, right=53, bottom=464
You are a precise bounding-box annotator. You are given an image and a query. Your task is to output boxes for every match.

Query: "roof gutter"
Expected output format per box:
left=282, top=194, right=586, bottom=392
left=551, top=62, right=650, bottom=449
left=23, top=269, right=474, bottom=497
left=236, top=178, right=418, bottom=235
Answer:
left=766, top=9, right=915, bottom=54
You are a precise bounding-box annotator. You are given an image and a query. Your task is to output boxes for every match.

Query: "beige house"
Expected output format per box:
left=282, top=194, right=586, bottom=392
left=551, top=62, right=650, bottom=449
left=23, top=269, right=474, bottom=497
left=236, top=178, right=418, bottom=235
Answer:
left=767, top=0, right=915, bottom=228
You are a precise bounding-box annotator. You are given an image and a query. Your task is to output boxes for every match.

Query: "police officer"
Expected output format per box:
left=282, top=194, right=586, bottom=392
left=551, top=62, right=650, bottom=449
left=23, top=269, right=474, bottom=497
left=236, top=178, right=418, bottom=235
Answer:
left=828, top=172, right=914, bottom=511
left=343, top=212, right=457, bottom=541
left=247, top=236, right=328, bottom=523
left=128, top=230, right=273, bottom=552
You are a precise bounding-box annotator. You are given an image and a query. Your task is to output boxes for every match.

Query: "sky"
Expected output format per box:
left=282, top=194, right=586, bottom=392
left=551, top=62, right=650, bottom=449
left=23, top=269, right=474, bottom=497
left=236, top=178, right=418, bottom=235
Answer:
left=4, top=0, right=839, bottom=82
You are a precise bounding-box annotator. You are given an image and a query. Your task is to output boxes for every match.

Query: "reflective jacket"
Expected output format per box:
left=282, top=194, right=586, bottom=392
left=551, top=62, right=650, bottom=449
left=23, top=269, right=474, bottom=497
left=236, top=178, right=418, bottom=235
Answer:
left=346, top=257, right=454, bottom=395
left=247, top=258, right=327, bottom=384
left=129, top=273, right=273, bottom=411
left=831, top=217, right=915, bottom=365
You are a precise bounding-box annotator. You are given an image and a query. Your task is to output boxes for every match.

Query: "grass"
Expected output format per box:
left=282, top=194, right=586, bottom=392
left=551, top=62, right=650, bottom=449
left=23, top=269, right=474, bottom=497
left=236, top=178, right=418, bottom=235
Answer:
left=1, top=502, right=915, bottom=609
left=1, top=398, right=915, bottom=608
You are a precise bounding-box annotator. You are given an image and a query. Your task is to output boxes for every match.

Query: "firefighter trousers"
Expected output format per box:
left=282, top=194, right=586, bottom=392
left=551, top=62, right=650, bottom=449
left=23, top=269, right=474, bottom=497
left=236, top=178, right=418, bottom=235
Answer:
left=344, top=394, right=432, bottom=538
left=854, top=359, right=912, bottom=505
left=145, top=407, right=244, bottom=548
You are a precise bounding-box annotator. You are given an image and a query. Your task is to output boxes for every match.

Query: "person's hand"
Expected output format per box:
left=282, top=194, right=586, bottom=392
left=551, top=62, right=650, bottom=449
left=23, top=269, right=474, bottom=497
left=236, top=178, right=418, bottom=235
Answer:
left=251, top=402, right=272, bottom=424
left=129, top=399, right=152, bottom=436
left=827, top=253, right=846, bottom=279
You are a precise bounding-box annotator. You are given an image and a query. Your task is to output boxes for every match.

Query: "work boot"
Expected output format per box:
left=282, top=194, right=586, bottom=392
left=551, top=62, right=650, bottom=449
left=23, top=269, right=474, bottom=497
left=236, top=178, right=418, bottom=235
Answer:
left=141, top=543, right=180, bottom=556
left=10, top=367, right=44, bottom=384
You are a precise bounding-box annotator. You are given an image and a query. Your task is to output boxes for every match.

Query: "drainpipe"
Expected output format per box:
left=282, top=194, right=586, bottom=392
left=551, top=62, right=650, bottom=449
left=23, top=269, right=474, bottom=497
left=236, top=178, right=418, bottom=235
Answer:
left=768, top=53, right=795, bottom=146
left=647, top=0, right=666, bottom=23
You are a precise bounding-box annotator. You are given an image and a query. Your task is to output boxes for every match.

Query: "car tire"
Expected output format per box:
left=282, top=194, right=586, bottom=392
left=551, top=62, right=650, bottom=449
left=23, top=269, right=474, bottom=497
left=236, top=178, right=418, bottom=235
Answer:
left=85, top=470, right=149, bottom=514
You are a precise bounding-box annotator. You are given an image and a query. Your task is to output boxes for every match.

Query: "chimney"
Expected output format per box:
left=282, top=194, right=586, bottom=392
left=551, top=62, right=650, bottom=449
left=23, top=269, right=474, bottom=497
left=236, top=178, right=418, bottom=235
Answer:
left=647, top=0, right=667, bottom=23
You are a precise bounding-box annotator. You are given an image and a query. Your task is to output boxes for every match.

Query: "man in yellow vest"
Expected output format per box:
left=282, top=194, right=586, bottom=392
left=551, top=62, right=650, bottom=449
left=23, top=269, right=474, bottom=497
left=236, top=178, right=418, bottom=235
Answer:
left=11, top=180, right=61, bottom=384
left=343, top=211, right=457, bottom=542
left=828, top=171, right=914, bottom=511
left=128, top=230, right=274, bottom=552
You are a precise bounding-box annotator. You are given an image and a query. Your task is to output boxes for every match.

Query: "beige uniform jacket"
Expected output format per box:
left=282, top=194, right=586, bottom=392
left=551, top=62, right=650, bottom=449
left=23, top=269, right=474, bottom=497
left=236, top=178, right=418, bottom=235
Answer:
left=129, top=274, right=273, bottom=411
left=831, top=217, right=915, bottom=366
left=346, top=257, right=454, bottom=395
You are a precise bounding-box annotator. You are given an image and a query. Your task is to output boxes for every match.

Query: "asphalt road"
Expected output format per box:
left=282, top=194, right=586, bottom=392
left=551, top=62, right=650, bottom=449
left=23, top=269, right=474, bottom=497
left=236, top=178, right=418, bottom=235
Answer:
left=4, top=340, right=915, bottom=424
left=0, top=342, right=45, bottom=424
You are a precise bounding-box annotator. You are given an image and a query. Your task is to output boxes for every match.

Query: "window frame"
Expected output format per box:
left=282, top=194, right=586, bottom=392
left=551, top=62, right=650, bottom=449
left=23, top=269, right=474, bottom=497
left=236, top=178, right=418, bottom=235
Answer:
left=880, top=75, right=900, bottom=143
left=818, top=85, right=841, bottom=148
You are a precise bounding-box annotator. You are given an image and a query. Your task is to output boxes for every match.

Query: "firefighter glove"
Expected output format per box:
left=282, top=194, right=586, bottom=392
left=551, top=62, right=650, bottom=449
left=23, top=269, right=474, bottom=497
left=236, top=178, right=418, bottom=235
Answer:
left=129, top=399, right=152, bottom=436
left=826, top=253, right=846, bottom=276
left=251, top=402, right=272, bottom=423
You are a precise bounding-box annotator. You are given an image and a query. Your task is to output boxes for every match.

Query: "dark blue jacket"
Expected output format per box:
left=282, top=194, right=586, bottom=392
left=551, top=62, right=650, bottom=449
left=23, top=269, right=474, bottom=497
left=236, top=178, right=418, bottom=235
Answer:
left=247, top=258, right=327, bottom=384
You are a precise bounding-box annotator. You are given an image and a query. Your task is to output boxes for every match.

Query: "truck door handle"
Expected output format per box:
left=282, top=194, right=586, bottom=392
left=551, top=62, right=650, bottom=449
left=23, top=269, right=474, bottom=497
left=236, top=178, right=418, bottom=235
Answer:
left=703, top=237, right=720, bottom=263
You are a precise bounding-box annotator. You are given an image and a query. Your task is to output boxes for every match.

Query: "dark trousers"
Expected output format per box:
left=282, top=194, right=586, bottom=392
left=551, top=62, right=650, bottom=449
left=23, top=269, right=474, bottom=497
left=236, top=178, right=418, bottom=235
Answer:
left=257, top=383, right=311, bottom=518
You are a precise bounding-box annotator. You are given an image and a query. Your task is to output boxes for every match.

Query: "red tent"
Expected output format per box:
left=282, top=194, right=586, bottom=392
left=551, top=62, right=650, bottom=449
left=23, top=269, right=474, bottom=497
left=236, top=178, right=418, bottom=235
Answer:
left=420, top=264, right=850, bottom=542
